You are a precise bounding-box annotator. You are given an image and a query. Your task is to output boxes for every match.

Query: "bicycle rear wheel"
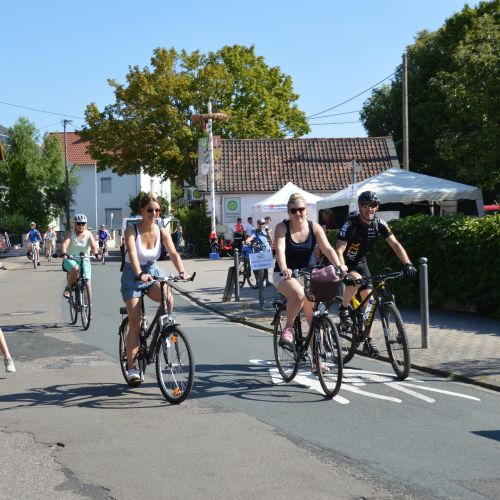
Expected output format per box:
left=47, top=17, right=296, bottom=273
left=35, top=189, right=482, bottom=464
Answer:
left=119, top=319, right=144, bottom=386
left=382, top=303, right=410, bottom=380
left=313, top=316, right=343, bottom=398
left=183, top=243, right=195, bottom=259
left=339, top=306, right=360, bottom=365
left=68, top=289, right=78, bottom=325
left=156, top=327, right=194, bottom=404
left=273, top=308, right=299, bottom=382
left=80, top=283, right=91, bottom=331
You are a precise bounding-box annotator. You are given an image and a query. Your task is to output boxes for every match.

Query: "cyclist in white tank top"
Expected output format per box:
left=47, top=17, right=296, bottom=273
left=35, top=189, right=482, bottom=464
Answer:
left=120, top=193, right=191, bottom=384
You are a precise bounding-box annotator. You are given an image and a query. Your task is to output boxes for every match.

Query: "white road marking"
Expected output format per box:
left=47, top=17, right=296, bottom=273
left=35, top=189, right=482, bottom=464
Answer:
left=250, top=360, right=482, bottom=405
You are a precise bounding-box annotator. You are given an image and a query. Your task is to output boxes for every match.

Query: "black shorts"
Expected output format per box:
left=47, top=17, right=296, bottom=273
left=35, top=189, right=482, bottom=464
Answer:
left=347, top=260, right=372, bottom=291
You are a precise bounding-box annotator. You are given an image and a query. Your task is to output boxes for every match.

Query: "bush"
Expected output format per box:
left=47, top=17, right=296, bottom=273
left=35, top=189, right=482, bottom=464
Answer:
left=175, top=204, right=211, bottom=257
left=328, top=214, right=500, bottom=318
left=2, top=213, right=30, bottom=234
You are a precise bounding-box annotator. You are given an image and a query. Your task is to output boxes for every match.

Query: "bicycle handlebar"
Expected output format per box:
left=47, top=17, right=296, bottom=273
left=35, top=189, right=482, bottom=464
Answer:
left=342, top=270, right=405, bottom=286
left=151, top=272, right=196, bottom=283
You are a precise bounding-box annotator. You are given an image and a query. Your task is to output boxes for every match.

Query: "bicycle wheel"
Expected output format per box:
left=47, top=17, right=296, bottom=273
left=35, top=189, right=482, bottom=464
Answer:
left=101, top=249, right=106, bottom=265
left=247, top=263, right=259, bottom=289
left=313, top=316, right=343, bottom=398
left=33, top=250, right=37, bottom=270
left=183, top=243, right=195, bottom=259
left=273, top=308, right=299, bottom=382
left=156, top=327, right=194, bottom=404
left=118, top=318, right=130, bottom=384
left=382, top=302, right=410, bottom=380
left=339, top=306, right=360, bottom=365
left=238, top=261, right=246, bottom=288
left=68, top=289, right=78, bottom=325
left=80, top=283, right=92, bottom=331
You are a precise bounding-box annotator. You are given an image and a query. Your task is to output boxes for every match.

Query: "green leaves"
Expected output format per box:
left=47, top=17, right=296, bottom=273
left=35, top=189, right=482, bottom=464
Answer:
left=80, top=44, right=309, bottom=182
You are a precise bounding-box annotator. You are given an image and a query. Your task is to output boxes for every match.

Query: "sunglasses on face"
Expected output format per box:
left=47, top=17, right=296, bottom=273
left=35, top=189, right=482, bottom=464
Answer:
left=75, top=222, right=86, bottom=226
left=289, top=207, right=306, bottom=214
left=146, top=208, right=161, bottom=214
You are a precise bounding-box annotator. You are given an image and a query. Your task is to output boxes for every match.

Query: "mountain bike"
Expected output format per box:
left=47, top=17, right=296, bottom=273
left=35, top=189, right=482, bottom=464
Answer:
left=238, top=241, right=265, bottom=289
left=338, top=271, right=411, bottom=380
left=60, top=253, right=92, bottom=331
left=272, top=267, right=343, bottom=398
left=118, top=273, right=196, bottom=404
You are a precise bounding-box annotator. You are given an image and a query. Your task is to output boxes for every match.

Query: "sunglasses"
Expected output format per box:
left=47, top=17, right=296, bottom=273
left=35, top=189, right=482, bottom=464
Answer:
left=146, top=208, right=161, bottom=214
left=75, top=222, right=86, bottom=226
left=289, top=207, right=306, bottom=214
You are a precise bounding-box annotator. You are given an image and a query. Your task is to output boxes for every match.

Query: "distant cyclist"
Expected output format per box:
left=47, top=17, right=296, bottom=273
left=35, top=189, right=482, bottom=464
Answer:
left=43, top=225, right=57, bottom=257
left=25, top=222, right=42, bottom=265
left=60, top=214, right=100, bottom=299
left=335, top=191, right=417, bottom=356
left=97, top=224, right=110, bottom=256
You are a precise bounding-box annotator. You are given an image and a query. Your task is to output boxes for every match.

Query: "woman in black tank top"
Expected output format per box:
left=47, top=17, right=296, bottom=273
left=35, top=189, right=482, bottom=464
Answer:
left=273, top=193, right=347, bottom=351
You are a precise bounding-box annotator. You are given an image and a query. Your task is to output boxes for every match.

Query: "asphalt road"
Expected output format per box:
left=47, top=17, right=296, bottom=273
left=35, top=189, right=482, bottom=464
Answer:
left=1, top=256, right=499, bottom=499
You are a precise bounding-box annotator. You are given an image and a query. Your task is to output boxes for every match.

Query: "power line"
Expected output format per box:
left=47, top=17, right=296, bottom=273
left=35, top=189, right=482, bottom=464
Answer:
left=0, top=100, right=84, bottom=120
left=307, top=71, right=397, bottom=119
left=308, top=110, right=360, bottom=120
left=308, top=121, right=360, bottom=125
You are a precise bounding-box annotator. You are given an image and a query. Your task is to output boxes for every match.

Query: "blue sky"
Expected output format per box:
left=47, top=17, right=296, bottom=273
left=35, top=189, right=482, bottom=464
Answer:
left=0, top=0, right=476, bottom=139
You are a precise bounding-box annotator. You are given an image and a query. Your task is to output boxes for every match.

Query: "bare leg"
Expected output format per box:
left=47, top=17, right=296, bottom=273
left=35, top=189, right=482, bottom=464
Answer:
left=0, top=328, right=12, bottom=360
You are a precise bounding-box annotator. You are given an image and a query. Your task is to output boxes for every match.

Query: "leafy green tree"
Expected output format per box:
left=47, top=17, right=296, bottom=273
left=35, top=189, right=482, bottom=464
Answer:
left=360, top=1, right=499, bottom=195
left=80, top=45, right=310, bottom=182
left=4, top=118, right=66, bottom=231
left=129, top=191, right=170, bottom=217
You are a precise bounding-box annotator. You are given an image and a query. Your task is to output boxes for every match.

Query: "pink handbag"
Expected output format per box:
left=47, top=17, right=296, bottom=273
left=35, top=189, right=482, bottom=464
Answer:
left=306, top=265, right=342, bottom=303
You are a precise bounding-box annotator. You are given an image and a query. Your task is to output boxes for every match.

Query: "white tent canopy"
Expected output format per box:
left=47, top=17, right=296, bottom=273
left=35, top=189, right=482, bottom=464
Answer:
left=252, top=182, right=322, bottom=229
left=317, top=167, right=485, bottom=216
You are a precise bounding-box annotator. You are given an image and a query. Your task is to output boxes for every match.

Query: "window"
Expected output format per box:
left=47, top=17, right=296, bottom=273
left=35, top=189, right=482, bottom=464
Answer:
left=101, top=178, right=112, bottom=194
left=105, top=208, right=122, bottom=230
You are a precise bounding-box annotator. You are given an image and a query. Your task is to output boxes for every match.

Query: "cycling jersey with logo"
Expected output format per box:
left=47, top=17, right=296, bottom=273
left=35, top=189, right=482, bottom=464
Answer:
left=338, top=214, right=392, bottom=265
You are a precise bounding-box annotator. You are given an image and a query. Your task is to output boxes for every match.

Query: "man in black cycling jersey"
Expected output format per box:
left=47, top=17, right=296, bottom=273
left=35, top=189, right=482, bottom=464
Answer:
left=335, top=191, right=417, bottom=356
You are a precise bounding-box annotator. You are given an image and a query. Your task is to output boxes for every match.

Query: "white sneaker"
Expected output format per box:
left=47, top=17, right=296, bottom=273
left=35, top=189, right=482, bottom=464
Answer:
left=127, top=368, right=140, bottom=383
left=5, top=358, right=15, bottom=373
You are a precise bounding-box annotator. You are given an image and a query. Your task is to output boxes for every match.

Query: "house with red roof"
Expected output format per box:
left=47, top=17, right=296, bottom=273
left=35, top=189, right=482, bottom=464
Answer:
left=50, top=132, right=171, bottom=231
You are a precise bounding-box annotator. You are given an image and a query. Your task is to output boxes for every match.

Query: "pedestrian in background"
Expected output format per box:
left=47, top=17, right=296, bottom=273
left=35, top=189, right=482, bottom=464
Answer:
left=0, top=327, right=16, bottom=373
left=244, top=216, right=254, bottom=239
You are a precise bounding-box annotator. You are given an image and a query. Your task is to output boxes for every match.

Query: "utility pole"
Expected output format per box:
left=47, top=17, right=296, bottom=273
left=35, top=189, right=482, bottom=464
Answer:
left=402, top=53, right=409, bottom=170
left=63, top=119, right=72, bottom=229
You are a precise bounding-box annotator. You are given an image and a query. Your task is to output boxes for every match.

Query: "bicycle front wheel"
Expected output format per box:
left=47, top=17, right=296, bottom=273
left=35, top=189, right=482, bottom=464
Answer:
left=80, top=284, right=91, bottom=331
left=68, top=289, right=78, bottom=325
left=118, top=318, right=130, bottom=384
left=238, top=262, right=246, bottom=288
left=156, top=327, right=194, bottom=404
left=33, top=250, right=37, bottom=270
left=273, top=309, right=299, bottom=382
left=382, top=303, right=410, bottom=380
left=313, top=316, right=343, bottom=398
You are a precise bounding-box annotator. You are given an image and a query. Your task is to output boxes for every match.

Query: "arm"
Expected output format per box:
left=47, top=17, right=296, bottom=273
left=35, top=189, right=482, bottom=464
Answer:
left=60, top=231, right=71, bottom=257
left=124, top=226, right=142, bottom=279
left=335, top=240, right=347, bottom=267
left=244, top=234, right=254, bottom=244
left=312, top=223, right=347, bottom=272
left=87, top=231, right=100, bottom=256
left=385, top=234, right=412, bottom=266
left=161, top=227, right=188, bottom=278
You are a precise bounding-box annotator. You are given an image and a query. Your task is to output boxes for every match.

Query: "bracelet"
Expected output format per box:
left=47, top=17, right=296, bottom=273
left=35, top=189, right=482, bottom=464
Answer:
left=136, top=271, right=144, bottom=280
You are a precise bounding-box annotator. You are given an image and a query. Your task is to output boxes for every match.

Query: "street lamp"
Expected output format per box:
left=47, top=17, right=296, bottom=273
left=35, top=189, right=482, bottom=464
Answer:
left=192, top=102, right=228, bottom=235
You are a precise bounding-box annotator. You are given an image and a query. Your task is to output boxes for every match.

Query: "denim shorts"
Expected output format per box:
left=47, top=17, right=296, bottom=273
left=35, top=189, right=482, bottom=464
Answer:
left=121, top=261, right=165, bottom=301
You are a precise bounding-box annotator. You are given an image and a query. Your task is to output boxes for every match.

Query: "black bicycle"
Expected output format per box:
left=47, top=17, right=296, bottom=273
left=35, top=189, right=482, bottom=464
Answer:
left=238, top=241, right=265, bottom=289
left=61, top=253, right=92, bottom=331
left=98, top=240, right=108, bottom=265
left=272, top=266, right=343, bottom=398
left=118, top=273, right=196, bottom=404
left=339, top=271, right=411, bottom=380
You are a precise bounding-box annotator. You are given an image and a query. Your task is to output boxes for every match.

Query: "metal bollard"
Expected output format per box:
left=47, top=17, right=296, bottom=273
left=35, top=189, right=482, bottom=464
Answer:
left=233, top=249, right=240, bottom=302
left=419, top=257, right=429, bottom=348
left=258, top=270, right=265, bottom=309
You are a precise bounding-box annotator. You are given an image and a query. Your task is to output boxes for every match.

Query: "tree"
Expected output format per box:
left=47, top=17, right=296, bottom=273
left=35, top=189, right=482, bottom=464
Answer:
left=128, top=191, right=170, bottom=217
left=360, top=1, right=499, bottom=195
left=80, top=45, right=310, bottom=182
left=4, top=118, right=66, bottom=231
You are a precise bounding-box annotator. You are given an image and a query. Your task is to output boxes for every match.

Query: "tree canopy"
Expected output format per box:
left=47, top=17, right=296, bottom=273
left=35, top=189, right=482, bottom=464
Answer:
left=360, top=1, right=499, bottom=196
left=79, top=45, right=310, bottom=182
left=3, top=118, right=67, bottom=231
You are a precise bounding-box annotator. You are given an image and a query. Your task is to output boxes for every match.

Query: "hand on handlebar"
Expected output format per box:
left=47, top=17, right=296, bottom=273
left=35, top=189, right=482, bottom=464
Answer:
left=403, top=263, right=417, bottom=278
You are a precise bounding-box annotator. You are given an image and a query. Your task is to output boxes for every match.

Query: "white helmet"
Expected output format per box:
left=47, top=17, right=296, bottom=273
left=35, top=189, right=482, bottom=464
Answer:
left=73, top=213, right=87, bottom=223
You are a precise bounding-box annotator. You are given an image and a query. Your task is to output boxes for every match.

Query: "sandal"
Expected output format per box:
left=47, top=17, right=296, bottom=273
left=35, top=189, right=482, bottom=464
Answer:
left=63, top=287, right=71, bottom=299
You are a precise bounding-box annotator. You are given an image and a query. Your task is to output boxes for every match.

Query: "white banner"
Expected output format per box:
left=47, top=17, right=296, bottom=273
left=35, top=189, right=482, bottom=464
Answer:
left=249, top=251, right=274, bottom=271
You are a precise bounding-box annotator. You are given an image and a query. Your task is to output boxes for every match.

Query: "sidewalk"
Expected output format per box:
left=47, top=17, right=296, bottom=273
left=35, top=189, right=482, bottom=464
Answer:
left=168, top=256, right=500, bottom=392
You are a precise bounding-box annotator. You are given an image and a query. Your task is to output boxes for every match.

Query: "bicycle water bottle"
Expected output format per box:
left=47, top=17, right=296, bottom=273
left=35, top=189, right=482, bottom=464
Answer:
left=363, top=298, right=375, bottom=323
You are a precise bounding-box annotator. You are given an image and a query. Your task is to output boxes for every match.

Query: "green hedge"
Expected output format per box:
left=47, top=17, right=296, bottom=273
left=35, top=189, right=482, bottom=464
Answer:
left=176, top=204, right=211, bottom=257
left=327, top=214, right=500, bottom=318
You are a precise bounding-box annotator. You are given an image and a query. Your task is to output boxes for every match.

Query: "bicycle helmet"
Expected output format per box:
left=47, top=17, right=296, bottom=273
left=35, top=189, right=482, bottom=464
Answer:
left=257, top=218, right=266, bottom=225
left=74, top=213, right=87, bottom=223
left=30, top=221, right=36, bottom=227
left=358, top=191, right=380, bottom=205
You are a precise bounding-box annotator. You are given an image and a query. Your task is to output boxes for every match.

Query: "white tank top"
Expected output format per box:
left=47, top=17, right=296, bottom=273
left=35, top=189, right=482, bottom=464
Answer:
left=68, top=230, right=91, bottom=258
left=125, top=224, right=161, bottom=264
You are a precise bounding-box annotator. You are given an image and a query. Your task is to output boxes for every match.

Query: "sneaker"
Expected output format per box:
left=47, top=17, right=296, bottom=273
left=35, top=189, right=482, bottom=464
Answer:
left=5, top=358, right=16, bottom=373
left=363, top=338, right=380, bottom=357
left=338, top=307, right=352, bottom=326
left=280, top=326, right=295, bottom=347
left=127, top=368, right=141, bottom=383
left=312, top=362, right=330, bottom=374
